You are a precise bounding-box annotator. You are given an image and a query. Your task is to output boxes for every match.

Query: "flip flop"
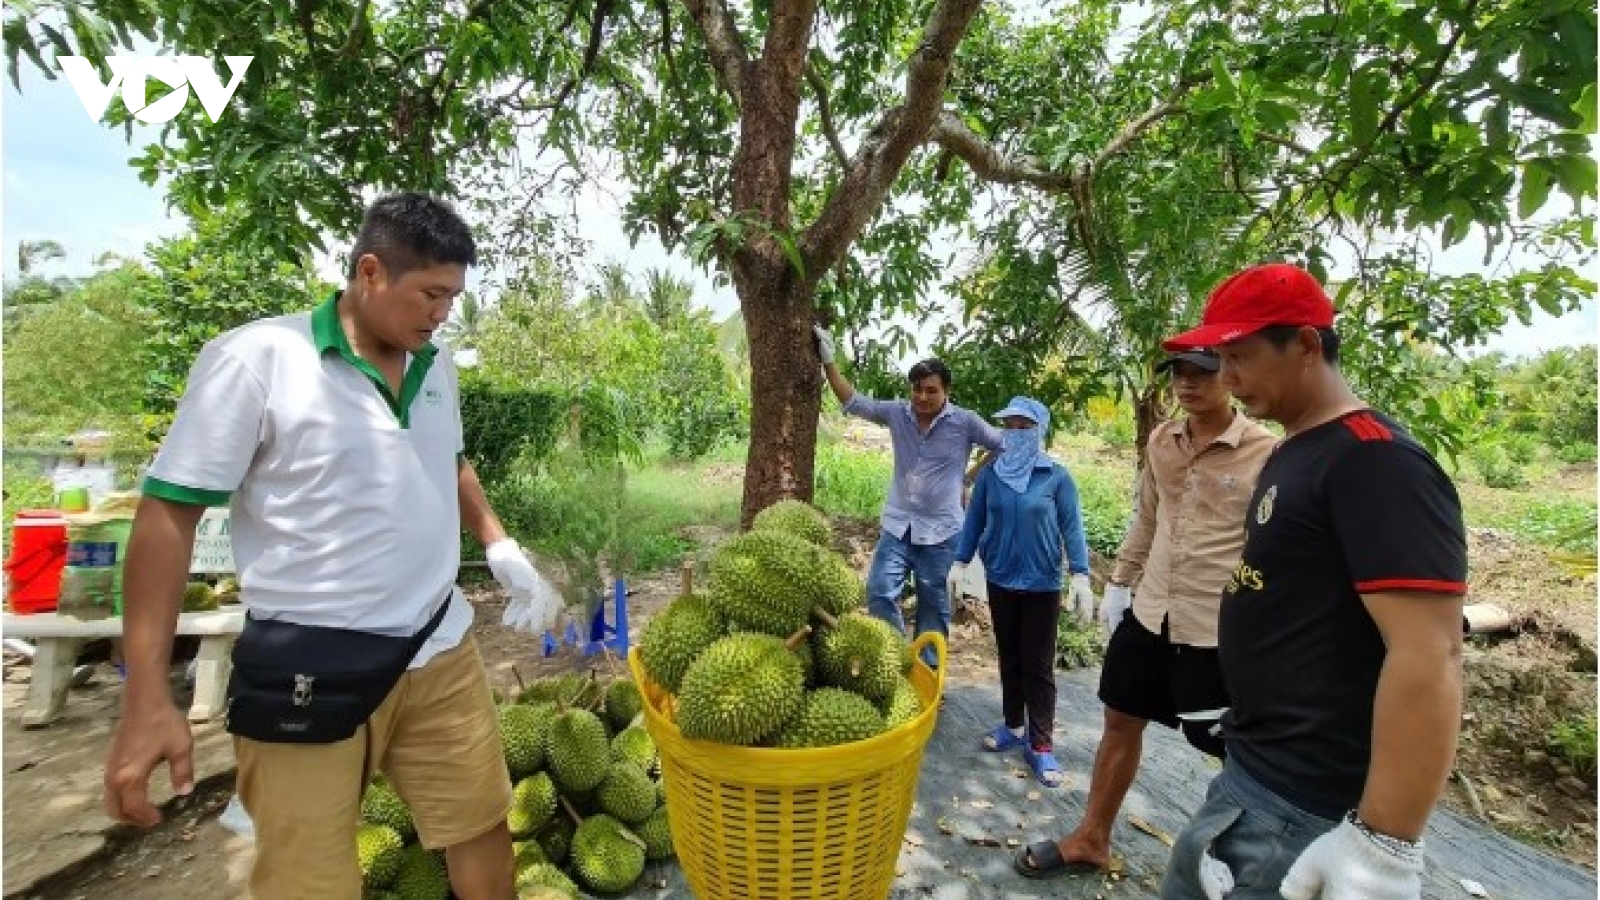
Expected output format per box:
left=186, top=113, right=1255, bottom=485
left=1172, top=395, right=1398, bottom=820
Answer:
left=982, top=724, right=1027, bottom=752
left=1013, top=840, right=1104, bottom=879
left=1023, top=746, right=1064, bottom=787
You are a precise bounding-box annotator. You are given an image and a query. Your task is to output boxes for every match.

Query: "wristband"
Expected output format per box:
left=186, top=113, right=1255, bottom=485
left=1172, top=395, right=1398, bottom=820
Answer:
left=1345, top=810, right=1424, bottom=862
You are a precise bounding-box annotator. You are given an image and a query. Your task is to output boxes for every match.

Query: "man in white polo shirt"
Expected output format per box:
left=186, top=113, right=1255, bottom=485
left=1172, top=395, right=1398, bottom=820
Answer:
left=103, top=194, right=558, bottom=900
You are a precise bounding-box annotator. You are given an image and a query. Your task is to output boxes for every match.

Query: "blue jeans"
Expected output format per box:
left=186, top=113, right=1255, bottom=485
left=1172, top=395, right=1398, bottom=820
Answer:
left=1161, top=759, right=1339, bottom=900
left=865, top=529, right=955, bottom=668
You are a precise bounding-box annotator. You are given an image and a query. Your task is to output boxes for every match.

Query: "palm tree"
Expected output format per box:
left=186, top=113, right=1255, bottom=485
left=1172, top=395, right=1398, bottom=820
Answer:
left=438, top=290, right=489, bottom=350
left=642, top=268, right=694, bottom=327
left=4, top=240, right=76, bottom=324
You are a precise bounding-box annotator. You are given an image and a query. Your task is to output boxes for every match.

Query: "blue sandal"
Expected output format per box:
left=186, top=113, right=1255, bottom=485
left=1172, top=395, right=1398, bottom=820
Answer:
left=1023, top=746, right=1064, bottom=787
left=982, top=724, right=1027, bottom=752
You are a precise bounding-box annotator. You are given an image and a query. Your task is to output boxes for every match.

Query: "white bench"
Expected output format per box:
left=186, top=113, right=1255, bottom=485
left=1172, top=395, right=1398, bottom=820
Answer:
left=3, top=609, right=245, bottom=727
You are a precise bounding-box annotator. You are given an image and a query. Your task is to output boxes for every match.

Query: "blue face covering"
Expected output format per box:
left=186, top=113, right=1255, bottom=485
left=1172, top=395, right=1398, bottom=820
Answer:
left=993, top=426, right=1046, bottom=493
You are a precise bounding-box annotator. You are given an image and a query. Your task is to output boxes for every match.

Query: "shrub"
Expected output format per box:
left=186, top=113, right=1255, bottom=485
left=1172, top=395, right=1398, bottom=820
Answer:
left=1469, top=443, right=1528, bottom=490
left=1069, top=466, right=1131, bottom=558
left=1055, top=615, right=1104, bottom=670
left=813, top=443, right=892, bottom=521
left=1549, top=713, right=1597, bottom=777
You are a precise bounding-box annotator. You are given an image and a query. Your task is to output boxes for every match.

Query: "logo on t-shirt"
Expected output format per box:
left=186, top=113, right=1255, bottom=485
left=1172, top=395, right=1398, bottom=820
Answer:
left=423, top=386, right=444, bottom=405
left=1255, top=484, right=1277, bottom=524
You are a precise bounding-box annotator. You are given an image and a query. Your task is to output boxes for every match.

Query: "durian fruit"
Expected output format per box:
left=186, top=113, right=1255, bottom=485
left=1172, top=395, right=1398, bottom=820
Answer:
left=676, top=631, right=807, bottom=746
left=507, top=772, right=558, bottom=838
left=751, top=498, right=832, bottom=548
left=597, top=761, right=657, bottom=825
left=546, top=708, right=612, bottom=794
left=637, top=804, right=674, bottom=861
left=610, top=724, right=658, bottom=774
left=638, top=593, right=726, bottom=692
left=879, top=675, right=924, bottom=729
left=535, top=817, right=575, bottom=865
left=515, top=861, right=580, bottom=898
left=517, top=886, right=575, bottom=900
left=775, top=687, right=887, bottom=748
left=815, top=612, right=904, bottom=702
left=213, top=576, right=241, bottom=605
left=356, top=822, right=404, bottom=887
left=391, top=845, right=449, bottom=900
left=570, top=814, right=647, bottom=895
left=706, top=530, right=828, bottom=635
left=500, top=703, right=554, bottom=778
left=810, top=554, right=866, bottom=618
left=182, top=581, right=219, bottom=612
left=512, top=838, right=547, bottom=869
left=520, top=672, right=601, bottom=708
left=603, top=679, right=644, bottom=731
left=360, top=776, right=415, bottom=841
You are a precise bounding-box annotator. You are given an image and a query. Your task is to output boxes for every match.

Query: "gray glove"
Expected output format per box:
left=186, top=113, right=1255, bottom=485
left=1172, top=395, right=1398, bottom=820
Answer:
left=813, top=325, right=836, bottom=365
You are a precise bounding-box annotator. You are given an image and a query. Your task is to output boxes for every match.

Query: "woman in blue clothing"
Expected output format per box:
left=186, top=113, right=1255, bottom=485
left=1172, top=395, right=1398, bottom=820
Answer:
left=952, top=396, right=1095, bottom=787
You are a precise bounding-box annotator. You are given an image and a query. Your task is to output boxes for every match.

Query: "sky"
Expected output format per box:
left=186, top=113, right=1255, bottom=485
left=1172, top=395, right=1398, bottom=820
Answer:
left=2, top=55, right=1595, bottom=361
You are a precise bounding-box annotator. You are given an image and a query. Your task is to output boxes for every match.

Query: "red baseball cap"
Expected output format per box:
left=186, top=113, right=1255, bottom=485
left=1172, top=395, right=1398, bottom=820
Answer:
left=1162, top=263, right=1335, bottom=351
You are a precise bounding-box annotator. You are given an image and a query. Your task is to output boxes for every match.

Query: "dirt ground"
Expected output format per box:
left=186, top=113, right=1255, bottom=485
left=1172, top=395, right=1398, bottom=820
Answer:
left=5, top=458, right=1595, bottom=898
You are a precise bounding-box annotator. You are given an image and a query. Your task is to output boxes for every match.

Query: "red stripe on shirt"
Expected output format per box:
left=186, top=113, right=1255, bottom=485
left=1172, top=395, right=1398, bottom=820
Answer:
left=1355, top=578, right=1468, bottom=595
left=1343, top=413, right=1394, bottom=442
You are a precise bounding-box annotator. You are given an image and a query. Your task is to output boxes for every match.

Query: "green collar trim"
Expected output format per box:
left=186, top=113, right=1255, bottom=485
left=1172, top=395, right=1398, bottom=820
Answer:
left=312, top=292, right=438, bottom=427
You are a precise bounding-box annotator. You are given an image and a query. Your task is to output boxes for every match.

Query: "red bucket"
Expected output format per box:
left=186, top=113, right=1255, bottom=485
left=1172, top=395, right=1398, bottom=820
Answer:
left=5, top=510, right=67, bottom=614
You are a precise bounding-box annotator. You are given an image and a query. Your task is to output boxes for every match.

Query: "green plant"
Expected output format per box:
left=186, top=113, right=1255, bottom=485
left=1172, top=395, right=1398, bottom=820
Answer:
left=1511, top=500, right=1598, bottom=554
left=812, top=444, right=892, bottom=521
left=1556, top=441, right=1598, bottom=464
left=459, top=376, right=568, bottom=484
left=1549, top=713, right=1598, bottom=777
left=1069, top=467, right=1132, bottom=558
left=1055, top=615, right=1104, bottom=670
left=1, top=467, right=56, bottom=558
left=1469, top=443, right=1529, bottom=490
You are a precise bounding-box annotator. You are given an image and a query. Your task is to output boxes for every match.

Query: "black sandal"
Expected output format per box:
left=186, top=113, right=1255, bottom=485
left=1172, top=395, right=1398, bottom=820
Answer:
left=1013, top=840, right=1105, bottom=879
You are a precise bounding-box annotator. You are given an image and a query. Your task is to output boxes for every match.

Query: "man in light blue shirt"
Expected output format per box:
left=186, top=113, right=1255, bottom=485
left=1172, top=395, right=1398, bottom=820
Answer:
left=815, top=326, right=1003, bottom=666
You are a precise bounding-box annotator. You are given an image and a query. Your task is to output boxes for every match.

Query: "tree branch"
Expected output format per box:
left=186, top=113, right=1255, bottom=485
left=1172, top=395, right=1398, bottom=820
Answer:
left=806, top=64, right=848, bottom=169
left=681, top=0, right=749, bottom=110
left=1088, top=87, right=1193, bottom=173
left=799, top=0, right=984, bottom=282
left=336, top=0, right=372, bottom=58
left=926, top=112, right=1071, bottom=188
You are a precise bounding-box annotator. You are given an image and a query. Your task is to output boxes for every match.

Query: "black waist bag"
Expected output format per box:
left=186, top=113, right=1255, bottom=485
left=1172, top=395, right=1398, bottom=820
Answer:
left=224, top=594, right=452, bottom=744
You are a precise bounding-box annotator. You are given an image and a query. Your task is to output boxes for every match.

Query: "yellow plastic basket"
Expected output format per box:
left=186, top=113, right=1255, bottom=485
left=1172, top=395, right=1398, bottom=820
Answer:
left=628, top=631, right=947, bottom=900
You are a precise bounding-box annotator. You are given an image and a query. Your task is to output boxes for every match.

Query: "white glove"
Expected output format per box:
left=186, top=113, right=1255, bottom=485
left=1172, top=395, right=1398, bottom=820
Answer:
left=1100, top=583, right=1132, bottom=633
left=1278, top=817, right=1423, bottom=900
left=1067, top=573, right=1095, bottom=624
left=1200, top=850, right=1235, bottom=900
left=947, top=562, right=968, bottom=601
left=813, top=325, right=836, bottom=365
left=487, top=539, right=562, bottom=634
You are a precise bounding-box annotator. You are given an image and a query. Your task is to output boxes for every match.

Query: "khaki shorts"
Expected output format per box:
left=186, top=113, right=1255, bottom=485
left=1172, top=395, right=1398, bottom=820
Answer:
left=235, top=635, right=512, bottom=900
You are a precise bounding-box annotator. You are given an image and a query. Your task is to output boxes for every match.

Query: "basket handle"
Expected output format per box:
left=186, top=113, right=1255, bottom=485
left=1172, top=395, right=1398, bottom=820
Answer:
left=909, top=631, right=947, bottom=699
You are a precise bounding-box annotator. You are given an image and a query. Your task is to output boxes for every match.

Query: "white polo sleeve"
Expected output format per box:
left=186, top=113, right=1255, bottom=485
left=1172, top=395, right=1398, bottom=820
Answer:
left=143, top=342, right=267, bottom=506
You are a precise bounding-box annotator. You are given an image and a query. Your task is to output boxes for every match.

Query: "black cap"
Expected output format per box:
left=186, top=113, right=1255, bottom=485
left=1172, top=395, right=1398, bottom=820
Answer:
left=1156, top=349, right=1221, bottom=374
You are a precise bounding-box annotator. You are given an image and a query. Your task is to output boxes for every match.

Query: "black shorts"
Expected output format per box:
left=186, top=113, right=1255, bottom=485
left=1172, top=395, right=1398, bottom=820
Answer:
left=1099, top=610, right=1229, bottom=733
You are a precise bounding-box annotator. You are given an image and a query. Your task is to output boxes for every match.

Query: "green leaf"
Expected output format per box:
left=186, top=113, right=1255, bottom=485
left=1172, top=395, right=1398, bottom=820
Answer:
left=1518, top=160, right=1553, bottom=218
left=1210, top=55, right=1237, bottom=101
left=1350, top=65, right=1388, bottom=147
left=1576, top=84, right=1598, bottom=134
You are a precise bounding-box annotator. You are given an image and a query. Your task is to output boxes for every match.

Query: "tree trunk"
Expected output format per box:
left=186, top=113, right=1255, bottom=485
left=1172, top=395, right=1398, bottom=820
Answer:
left=737, top=273, right=822, bottom=529
left=1133, top=385, right=1167, bottom=471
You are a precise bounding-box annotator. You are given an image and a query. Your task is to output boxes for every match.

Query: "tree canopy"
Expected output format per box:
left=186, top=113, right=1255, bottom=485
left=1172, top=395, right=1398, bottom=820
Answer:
left=6, top=0, right=1594, bottom=515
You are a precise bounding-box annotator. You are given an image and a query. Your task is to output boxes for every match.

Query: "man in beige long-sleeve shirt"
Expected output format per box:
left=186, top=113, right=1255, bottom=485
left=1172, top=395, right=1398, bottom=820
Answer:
left=1015, top=348, right=1274, bottom=877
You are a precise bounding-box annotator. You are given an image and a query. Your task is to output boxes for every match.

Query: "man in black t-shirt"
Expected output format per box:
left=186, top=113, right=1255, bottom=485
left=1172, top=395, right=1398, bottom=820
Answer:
left=1157, top=263, right=1468, bottom=900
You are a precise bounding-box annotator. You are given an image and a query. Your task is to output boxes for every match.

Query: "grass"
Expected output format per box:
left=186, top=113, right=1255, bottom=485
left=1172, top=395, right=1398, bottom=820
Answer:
left=621, top=458, right=743, bottom=570
left=1549, top=712, right=1598, bottom=777
left=813, top=442, right=893, bottom=522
